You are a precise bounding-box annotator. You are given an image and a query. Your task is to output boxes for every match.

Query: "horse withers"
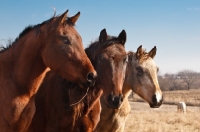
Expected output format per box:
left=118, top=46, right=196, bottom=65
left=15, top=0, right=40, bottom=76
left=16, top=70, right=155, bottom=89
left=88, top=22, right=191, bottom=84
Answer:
left=28, top=29, right=127, bottom=132
left=96, top=45, right=163, bottom=132
left=0, top=10, right=96, bottom=132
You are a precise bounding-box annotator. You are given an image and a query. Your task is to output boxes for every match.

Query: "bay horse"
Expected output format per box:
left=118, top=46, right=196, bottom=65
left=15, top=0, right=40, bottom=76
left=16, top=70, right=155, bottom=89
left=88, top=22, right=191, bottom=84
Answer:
left=0, top=10, right=97, bottom=132
left=95, top=45, right=163, bottom=132
left=28, top=29, right=127, bottom=132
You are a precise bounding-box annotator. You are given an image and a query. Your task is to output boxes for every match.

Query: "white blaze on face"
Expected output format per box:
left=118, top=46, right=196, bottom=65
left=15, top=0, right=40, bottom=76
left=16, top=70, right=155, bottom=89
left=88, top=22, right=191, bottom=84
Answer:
left=155, top=91, right=162, bottom=102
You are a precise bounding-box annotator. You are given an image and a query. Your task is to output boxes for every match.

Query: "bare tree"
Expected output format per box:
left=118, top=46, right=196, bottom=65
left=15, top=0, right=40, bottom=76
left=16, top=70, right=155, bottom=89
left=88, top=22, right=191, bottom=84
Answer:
left=177, top=70, right=199, bottom=90
left=158, top=75, right=170, bottom=91
left=164, top=73, right=179, bottom=90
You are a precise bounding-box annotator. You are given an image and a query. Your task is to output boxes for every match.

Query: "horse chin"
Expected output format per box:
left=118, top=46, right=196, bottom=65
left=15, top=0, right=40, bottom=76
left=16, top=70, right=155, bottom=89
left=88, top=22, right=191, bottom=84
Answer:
left=103, top=96, right=121, bottom=109
left=105, top=103, right=120, bottom=109
left=78, top=81, right=95, bottom=89
left=149, top=103, right=162, bottom=108
left=78, top=83, right=88, bottom=89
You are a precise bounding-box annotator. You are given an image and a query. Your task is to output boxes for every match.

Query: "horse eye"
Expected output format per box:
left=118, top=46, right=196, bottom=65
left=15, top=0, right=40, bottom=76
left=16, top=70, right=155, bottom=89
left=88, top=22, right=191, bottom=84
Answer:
left=123, top=57, right=128, bottom=64
left=136, top=67, right=143, bottom=74
left=63, top=39, right=70, bottom=45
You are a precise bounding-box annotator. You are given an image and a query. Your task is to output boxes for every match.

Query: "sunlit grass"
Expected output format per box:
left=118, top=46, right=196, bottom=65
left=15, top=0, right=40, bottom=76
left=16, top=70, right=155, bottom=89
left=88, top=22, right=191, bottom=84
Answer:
left=124, top=111, right=200, bottom=132
left=125, top=89, right=200, bottom=132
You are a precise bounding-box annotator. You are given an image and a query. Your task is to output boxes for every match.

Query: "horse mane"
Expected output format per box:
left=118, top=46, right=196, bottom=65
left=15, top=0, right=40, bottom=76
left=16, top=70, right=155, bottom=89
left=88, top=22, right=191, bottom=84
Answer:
left=0, top=12, right=75, bottom=53
left=127, top=51, right=134, bottom=61
left=63, top=80, right=99, bottom=128
left=85, top=35, right=120, bottom=61
left=0, top=19, right=52, bottom=53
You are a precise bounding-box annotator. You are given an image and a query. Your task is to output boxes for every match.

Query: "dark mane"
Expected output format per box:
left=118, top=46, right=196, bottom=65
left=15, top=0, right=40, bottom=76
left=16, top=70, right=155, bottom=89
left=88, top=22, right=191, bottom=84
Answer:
left=0, top=19, right=51, bottom=53
left=63, top=80, right=100, bottom=128
left=0, top=26, right=35, bottom=53
left=85, top=35, right=119, bottom=60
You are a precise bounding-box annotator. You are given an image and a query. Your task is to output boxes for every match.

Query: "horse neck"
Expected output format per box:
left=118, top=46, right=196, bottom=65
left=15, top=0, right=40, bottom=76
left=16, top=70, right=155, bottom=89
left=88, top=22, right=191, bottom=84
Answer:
left=0, top=30, right=48, bottom=96
left=122, top=80, right=132, bottom=99
left=85, top=41, right=100, bottom=64
left=122, top=59, right=136, bottom=99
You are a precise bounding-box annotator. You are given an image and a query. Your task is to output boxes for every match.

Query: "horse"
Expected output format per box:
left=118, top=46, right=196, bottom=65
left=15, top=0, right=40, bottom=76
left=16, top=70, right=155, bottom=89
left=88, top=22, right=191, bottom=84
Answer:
left=177, top=102, right=186, bottom=113
left=0, top=10, right=97, bottom=132
left=27, top=71, right=103, bottom=132
left=95, top=45, right=163, bottom=132
left=28, top=29, right=127, bottom=132
left=86, top=29, right=127, bottom=109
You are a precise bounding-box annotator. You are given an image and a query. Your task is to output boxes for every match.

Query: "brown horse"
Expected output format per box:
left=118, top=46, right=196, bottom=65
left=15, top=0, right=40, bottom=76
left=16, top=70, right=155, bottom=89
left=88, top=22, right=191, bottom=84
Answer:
left=86, top=29, right=127, bottom=109
left=0, top=10, right=96, bottom=132
left=28, top=71, right=103, bottom=132
left=28, top=29, right=127, bottom=132
left=95, top=45, right=163, bottom=132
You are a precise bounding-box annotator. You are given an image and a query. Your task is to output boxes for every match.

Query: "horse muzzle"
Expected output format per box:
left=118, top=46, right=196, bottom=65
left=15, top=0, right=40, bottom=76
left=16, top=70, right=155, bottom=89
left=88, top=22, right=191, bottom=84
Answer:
left=106, top=93, right=123, bottom=109
left=149, top=95, right=163, bottom=108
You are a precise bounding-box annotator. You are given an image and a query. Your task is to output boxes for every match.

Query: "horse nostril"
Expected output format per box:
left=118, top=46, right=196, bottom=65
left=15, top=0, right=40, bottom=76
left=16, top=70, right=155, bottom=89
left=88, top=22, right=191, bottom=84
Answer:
left=87, top=72, right=94, bottom=82
left=120, top=94, right=123, bottom=102
left=86, top=72, right=96, bottom=87
left=107, top=94, right=123, bottom=109
left=152, top=95, right=157, bottom=104
left=150, top=95, right=163, bottom=108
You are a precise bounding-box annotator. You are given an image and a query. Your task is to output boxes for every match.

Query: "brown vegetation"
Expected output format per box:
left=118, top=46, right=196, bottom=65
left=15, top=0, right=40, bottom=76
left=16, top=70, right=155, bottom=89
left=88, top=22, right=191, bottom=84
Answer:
left=126, top=89, right=200, bottom=132
left=158, top=70, right=200, bottom=91
left=124, top=110, right=200, bottom=132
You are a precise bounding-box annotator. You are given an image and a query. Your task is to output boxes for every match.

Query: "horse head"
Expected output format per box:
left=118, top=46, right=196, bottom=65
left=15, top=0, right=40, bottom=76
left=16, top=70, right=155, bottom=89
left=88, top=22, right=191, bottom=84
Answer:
left=41, top=10, right=97, bottom=88
left=86, top=29, right=127, bottom=109
left=126, top=45, right=163, bottom=108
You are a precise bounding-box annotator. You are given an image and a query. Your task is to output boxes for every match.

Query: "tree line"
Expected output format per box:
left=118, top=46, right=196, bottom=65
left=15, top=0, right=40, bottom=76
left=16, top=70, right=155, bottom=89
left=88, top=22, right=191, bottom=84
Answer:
left=158, top=70, right=200, bottom=91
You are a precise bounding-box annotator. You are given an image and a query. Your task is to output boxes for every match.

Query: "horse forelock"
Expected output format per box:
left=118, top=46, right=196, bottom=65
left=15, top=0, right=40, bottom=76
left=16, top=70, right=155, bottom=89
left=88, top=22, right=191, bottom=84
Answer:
left=136, top=48, right=153, bottom=63
left=85, top=35, right=120, bottom=61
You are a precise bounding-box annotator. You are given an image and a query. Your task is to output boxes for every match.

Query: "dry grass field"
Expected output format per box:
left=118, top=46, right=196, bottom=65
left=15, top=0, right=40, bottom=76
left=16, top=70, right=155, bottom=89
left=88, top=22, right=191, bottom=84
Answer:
left=124, top=89, right=200, bottom=132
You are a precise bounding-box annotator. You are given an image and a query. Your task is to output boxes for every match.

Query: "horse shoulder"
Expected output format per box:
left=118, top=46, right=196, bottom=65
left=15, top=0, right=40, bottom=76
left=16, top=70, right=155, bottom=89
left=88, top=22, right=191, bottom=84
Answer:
left=97, top=97, right=131, bottom=132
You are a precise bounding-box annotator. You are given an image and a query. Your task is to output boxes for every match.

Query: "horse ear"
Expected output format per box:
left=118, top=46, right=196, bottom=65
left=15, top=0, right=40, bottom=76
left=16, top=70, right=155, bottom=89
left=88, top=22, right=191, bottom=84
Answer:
left=99, top=29, right=107, bottom=43
left=54, top=10, right=68, bottom=27
left=148, top=46, right=157, bottom=58
left=68, top=12, right=80, bottom=25
left=127, top=51, right=134, bottom=61
left=136, top=45, right=143, bottom=59
left=117, top=30, right=126, bottom=46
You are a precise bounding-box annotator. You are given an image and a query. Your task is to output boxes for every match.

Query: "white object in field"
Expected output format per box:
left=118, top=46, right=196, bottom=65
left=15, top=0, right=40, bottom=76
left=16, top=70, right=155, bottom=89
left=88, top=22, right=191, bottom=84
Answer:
left=177, top=102, right=186, bottom=113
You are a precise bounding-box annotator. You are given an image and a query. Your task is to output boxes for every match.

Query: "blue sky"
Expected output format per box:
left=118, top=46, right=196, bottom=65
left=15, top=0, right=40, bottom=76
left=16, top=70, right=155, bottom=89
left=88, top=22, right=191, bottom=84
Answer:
left=0, top=1, right=200, bottom=74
